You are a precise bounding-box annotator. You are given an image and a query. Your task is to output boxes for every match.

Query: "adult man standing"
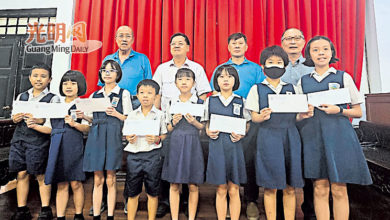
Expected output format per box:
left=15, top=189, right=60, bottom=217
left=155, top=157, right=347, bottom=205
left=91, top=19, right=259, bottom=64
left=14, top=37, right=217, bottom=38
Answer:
left=101, top=25, right=152, bottom=109
left=280, top=28, right=315, bottom=220
left=152, top=33, right=211, bottom=218
left=210, top=32, right=265, bottom=220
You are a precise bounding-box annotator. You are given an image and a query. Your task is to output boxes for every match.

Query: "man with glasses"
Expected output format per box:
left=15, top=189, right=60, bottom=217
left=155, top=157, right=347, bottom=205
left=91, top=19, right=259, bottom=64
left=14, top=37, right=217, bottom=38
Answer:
left=278, top=28, right=315, bottom=220
left=152, top=32, right=211, bottom=218
left=101, top=25, right=152, bottom=109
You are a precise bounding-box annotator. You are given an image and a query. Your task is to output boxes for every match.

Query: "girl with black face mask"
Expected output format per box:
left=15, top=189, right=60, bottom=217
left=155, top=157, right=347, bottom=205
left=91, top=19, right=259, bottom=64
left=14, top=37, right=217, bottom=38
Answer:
left=246, top=45, right=314, bottom=220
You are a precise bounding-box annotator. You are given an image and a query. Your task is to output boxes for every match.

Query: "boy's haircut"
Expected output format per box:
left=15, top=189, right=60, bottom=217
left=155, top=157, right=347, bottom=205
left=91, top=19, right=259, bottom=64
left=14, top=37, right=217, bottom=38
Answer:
left=175, top=68, right=196, bottom=81
left=99, top=60, right=123, bottom=83
left=303, top=35, right=339, bottom=67
left=31, top=63, right=52, bottom=78
left=260, top=45, right=289, bottom=67
left=137, top=79, right=160, bottom=94
left=59, top=70, right=87, bottom=96
left=228, top=32, right=247, bottom=44
left=213, top=64, right=240, bottom=92
left=170, top=33, right=190, bottom=46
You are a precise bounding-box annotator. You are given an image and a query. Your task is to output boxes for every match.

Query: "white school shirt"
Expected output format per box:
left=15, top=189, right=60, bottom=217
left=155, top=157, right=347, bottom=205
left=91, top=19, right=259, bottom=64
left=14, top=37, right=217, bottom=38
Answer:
left=164, top=93, right=201, bottom=124
left=202, top=93, right=251, bottom=122
left=296, top=67, right=363, bottom=105
left=246, top=80, right=299, bottom=113
left=88, top=85, right=132, bottom=115
left=152, top=58, right=211, bottom=112
left=124, top=106, right=167, bottom=153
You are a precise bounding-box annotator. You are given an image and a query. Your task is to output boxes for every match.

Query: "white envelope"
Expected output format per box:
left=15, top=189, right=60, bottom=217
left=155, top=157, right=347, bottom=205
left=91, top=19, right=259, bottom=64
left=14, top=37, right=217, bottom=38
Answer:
left=123, top=119, right=160, bottom=136
left=268, top=94, right=308, bottom=113
left=75, top=98, right=111, bottom=112
left=169, top=102, right=205, bottom=116
left=209, top=114, right=246, bottom=135
left=12, top=101, right=71, bottom=118
left=307, top=88, right=351, bottom=107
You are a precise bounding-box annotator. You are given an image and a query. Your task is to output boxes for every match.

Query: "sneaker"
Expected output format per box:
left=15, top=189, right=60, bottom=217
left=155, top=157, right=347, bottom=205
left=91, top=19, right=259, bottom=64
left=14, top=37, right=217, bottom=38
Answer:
left=11, top=209, right=32, bottom=220
left=156, top=203, right=169, bottom=218
left=38, top=207, right=53, bottom=220
left=246, top=202, right=259, bottom=220
left=124, top=199, right=128, bottom=214
left=89, top=201, right=107, bottom=216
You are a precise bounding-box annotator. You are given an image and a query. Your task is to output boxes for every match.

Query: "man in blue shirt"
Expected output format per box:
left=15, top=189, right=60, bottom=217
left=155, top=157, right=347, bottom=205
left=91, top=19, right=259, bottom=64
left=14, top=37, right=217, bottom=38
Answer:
left=100, top=26, right=152, bottom=109
left=210, top=33, right=265, bottom=220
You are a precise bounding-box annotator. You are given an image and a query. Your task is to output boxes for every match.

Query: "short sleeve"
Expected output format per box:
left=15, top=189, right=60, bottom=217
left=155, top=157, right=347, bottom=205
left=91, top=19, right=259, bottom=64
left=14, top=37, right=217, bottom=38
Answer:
left=160, top=113, right=168, bottom=135
left=343, top=73, right=364, bottom=105
left=194, top=65, right=212, bottom=95
left=164, top=101, right=172, bottom=124
left=121, top=89, right=132, bottom=115
left=242, top=98, right=252, bottom=121
left=143, top=56, right=153, bottom=80
left=296, top=79, right=304, bottom=94
left=152, top=66, right=163, bottom=94
left=50, top=95, right=61, bottom=103
left=255, top=66, right=266, bottom=84
left=43, top=118, right=52, bottom=128
left=245, top=85, right=260, bottom=112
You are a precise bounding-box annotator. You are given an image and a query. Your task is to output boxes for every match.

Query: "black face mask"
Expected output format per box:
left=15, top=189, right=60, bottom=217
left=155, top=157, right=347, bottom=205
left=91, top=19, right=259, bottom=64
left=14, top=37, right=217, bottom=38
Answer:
left=264, top=66, right=286, bottom=79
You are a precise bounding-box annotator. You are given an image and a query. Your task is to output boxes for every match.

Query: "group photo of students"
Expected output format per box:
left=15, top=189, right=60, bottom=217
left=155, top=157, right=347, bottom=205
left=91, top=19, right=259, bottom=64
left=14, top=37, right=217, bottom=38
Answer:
left=7, top=22, right=373, bottom=220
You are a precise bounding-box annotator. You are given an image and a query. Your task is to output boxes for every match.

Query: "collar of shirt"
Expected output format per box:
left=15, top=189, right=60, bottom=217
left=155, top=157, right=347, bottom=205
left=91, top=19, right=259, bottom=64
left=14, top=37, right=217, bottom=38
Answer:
left=310, top=67, right=337, bottom=79
left=261, top=79, right=288, bottom=94
left=113, top=49, right=135, bottom=61
left=27, top=87, right=49, bottom=97
left=168, top=58, right=190, bottom=68
left=96, top=84, right=121, bottom=97
left=290, top=55, right=306, bottom=67
left=226, top=57, right=249, bottom=65
left=171, top=93, right=198, bottom=104
left=213, top=92, right=240, bottom=106
left=134, top=105, right=160, bottom=119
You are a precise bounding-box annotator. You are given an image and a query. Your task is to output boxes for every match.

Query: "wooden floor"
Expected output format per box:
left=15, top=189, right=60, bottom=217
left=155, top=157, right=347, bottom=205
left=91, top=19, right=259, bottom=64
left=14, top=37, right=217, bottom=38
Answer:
left=1, top=175, right=390, bottom=219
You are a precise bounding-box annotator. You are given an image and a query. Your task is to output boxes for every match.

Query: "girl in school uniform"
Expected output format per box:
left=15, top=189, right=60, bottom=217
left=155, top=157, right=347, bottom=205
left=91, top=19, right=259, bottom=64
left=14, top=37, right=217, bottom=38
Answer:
left=161, top=68, right=205, bottom=220
left=203, top=64, right=250, bottom=220
left=83, top=60, right=132, bottom=220
left=246, top=46, right=313, bottom=220
left=44, top=70, right=89, bottom=220
left=298, top=36, right=372, bottom=220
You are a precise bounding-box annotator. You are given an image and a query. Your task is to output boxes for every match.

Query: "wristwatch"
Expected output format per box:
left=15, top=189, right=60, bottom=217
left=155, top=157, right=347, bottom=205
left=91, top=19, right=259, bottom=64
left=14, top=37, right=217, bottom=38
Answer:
left=339, top=106, right=344, bottom=114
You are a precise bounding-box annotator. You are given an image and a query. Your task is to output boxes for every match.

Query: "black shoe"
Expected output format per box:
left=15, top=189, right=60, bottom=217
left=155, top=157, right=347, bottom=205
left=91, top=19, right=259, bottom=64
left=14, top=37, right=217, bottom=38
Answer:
left=74, top=213, right=85, bottom=220
left=156, top=203, right=169, bottom=218
left=11, top=209, right=32, bottom=220
left=38, top=207, right=53, bottom=220
left=89, top=201, right=107, bottom=216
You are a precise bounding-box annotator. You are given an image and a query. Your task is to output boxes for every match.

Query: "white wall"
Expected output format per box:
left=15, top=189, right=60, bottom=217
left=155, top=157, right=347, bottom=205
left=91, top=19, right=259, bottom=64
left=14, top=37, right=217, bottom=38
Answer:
left=0, top=0, right=75, bottom=95
left=374, top=0, right=390, bottom=92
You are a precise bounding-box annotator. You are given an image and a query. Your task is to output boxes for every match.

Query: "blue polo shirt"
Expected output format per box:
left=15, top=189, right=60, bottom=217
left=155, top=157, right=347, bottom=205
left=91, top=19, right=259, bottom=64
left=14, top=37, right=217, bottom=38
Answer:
left=210, top=57, right=265, bottom=98
left=99, top=50, right=152, bottom=95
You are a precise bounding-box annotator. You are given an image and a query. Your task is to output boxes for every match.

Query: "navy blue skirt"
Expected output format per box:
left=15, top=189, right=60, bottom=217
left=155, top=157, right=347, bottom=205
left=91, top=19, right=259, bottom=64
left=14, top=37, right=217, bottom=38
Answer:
left=206, top=133, right=247, bottom=185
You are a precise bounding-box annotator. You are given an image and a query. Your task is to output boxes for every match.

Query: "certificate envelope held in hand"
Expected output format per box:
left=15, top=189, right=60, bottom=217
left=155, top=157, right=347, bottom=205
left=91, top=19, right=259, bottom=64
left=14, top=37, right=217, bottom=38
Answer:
left=268, top=94, right=308, bottom=113
left=123, top=119, right=160, bottom=136
left=75, top=98, right=111, bottom=112
left=12, top=101, right=71, bottom=118
left=169, top=102, right=205, bottom=117
left=209, top=114, right=246, bottom=135
left=307, top=88, right=351, bottom=107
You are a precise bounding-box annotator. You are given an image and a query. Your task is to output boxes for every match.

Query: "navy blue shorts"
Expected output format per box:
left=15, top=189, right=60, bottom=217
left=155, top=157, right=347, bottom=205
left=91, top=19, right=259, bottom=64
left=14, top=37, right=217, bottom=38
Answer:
left=9, top=141, right=49, bottom=175
left=124, top=148, right=162, bottom=197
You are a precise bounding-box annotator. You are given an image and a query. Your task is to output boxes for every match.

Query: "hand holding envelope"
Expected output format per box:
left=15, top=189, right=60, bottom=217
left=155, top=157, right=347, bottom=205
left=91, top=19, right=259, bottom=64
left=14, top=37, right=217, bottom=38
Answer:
left=209, top=114, right=246, bottom=136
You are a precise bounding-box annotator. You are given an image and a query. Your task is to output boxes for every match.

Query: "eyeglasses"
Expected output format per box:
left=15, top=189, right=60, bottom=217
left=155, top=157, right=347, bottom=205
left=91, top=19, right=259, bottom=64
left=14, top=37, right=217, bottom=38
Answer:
left=170, top=42, right=186, bottom=47
left=116, top=34, right=132, bottom=40
left=99, top=69, right=118, bottom=75
left=282, top=36, right=304, bottom=42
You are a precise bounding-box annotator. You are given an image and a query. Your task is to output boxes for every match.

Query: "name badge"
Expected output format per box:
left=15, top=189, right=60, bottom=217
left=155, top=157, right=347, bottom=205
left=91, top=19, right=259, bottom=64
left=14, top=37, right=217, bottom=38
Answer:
left=111, top=97, right=120, bottom=108
left=328, top=83, right=340, bottom=90
left=233, top=103, right=242, bottom=116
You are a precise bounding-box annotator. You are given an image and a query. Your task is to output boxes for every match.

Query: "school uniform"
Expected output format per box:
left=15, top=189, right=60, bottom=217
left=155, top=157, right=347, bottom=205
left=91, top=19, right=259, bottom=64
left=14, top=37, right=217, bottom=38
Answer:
left=123, top=106, right=167, bottom=197
left=297, top=67, right=372, bottom=185
left=203, top=93, right=250, bottom=185
left=9, top=88, right=60, bottom=175
left=44, top=100, right=88, bottom=185
left=161, top=94, right=204, bottom=184
left=83, top=85, right=132, bottom=172
left=246, top=81, right=304, bottom=189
